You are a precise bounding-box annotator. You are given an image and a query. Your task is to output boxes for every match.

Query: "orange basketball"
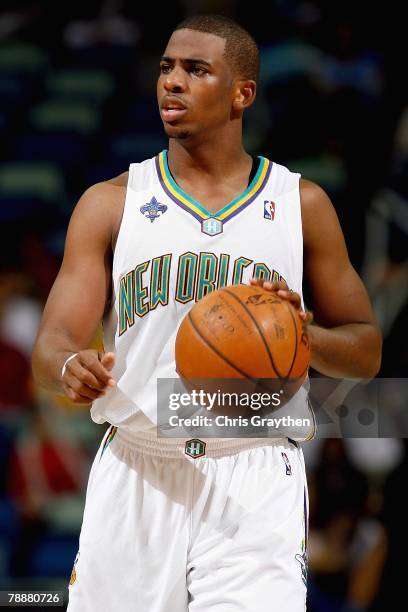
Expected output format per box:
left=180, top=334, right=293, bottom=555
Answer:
left=175, top=284, right=310, bottom=397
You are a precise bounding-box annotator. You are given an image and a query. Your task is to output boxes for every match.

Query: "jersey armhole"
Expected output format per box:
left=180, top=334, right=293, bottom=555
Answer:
left=113, top=164, right=136, bottom=253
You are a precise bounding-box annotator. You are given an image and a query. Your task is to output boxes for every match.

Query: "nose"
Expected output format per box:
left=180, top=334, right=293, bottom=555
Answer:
left=163, top=65, right=186, bottom=94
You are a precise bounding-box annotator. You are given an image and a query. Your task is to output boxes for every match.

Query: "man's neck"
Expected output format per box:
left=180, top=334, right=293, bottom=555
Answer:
left=167, top=139, right=252, bottom=185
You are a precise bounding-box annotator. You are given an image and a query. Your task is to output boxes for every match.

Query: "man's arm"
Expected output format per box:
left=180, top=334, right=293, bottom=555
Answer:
left=32, top=176, right=126, bottom=403
left=300, top=179, right=382, bottom=378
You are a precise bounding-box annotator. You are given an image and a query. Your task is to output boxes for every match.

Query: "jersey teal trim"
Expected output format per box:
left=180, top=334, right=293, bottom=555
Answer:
left=162, top=149, right=266, bottom=218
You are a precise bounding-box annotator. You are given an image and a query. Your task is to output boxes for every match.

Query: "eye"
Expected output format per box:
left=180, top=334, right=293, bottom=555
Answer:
left=160, top=64, right=171, bottom=74
left=190, top=66, right=207, bottom=76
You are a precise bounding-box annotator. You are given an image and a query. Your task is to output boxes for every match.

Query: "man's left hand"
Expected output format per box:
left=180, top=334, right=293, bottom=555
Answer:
left=249, top=277, right=313, bottom=326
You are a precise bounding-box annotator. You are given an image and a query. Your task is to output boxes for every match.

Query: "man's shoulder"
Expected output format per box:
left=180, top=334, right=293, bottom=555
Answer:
left=299, top=178, right=341, bottom=250
left=70, top=172, right=129, bottom=243
left=299, top=177, right=326, bottom=199
left=78, top=171, right=128, bottom=215
left=299, top=178, right=332, bottom=217
left=85, top=171, right=128, bottom=199
left=106, top=170, right=129, bottom=188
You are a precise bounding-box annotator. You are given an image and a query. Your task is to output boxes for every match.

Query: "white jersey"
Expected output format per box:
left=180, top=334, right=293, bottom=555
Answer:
left=91, top=150, right=315, bottom=441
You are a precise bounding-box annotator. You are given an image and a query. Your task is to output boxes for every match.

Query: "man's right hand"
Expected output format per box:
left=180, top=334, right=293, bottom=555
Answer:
left=61, top=350, right=116, bottom=405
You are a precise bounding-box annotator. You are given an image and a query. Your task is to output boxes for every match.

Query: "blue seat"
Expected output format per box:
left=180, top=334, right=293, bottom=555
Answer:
left=83, top=132, right=166, bottom=187
left=110, top=132, right=167, bottom=163
left=0, top=498, right=20, bottom=542
left=0, top=162, right=67, bottom=220
left=68, top=44, right=138, bottom=69
left=0, top=498, right=20, bottom=577
left=30, top=100, right=101, bottom=136
left=28, top=535, right=78, bottom=577
left=0, top=162, right=65, bottom=200
left=0, top=197, right=49, bottom=222
left=123, top=100, right=163, bottom=133
left=14, top=132, right=88, bottom=168
left=0, top=43, right=48, bottom=75
left=84, top=160, right=128, bottom=187
left=0, top=75, right=35, bottom=112
left=46, top=69, right=115, bottom=105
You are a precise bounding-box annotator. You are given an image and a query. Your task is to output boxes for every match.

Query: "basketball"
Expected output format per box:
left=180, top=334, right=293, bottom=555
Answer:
left=175, top=284, right=310, bottom=397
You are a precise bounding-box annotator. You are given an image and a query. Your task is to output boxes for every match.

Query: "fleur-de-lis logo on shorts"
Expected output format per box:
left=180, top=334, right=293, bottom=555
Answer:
left=281, top=451, right=292, bottom=475
left=69, top=551, right=80, bottom=587
left=295, top=550, right=308, bottom=586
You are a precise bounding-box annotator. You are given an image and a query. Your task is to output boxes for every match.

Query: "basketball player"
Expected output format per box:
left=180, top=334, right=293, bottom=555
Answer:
left=32, top=14, right=382, bottom=612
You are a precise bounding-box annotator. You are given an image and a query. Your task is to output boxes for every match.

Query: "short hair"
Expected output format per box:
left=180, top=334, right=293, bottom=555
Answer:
left=173, top=14, right=259, bottom=83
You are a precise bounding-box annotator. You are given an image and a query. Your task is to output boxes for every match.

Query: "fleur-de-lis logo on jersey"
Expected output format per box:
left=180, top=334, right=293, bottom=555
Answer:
left=140, top=197, right=168, bottom=223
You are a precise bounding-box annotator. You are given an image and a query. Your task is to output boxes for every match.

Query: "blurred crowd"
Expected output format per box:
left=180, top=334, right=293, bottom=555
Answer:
left=0, top=0, right=406, bottom=608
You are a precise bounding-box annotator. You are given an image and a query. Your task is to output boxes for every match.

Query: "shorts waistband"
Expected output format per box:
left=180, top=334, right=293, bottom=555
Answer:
left=114, top=428, right=288, bottom=459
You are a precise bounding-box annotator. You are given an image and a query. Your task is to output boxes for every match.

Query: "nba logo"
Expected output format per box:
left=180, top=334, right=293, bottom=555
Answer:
left=264, top=200, right=276, bottom=221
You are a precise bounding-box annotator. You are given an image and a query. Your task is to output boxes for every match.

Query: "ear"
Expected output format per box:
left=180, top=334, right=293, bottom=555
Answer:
left=232, top=79, right=257, bottom=114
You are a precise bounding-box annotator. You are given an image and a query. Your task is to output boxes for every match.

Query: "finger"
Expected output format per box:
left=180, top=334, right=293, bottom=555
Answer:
left=80, top=353, right=116, bottom=386
left=263, top=280, right=289, bottom=292
left=63, top=372, right=105, bottom=401
left=64, top=384, right=76, bottom=401
left=63, top=383, right=93, bottom=405
left=65, top=359, right=107, bottom=391
left=300, top=312, right=313, bottom=325
left=68, top=393, right=93, bottom=405
left=277, top=289, right=301, bottom=309
left=100, top=352, right=116, bottom=372
left=249, top=277, right=265, bottom=287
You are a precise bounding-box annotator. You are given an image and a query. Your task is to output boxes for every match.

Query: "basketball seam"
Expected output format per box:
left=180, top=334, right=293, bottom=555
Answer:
left=222, top=287, right=286, bottom=380
left=187, top=312, right=259, bottom=381
left=297, top=358, right=310, bottom=381
left=281, top=298, right=299, bottom=378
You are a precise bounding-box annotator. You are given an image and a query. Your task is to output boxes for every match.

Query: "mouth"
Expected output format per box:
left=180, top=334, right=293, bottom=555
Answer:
left=161, top=107, right=188, bottom=123
left=161, top=97, right=188, bottom=123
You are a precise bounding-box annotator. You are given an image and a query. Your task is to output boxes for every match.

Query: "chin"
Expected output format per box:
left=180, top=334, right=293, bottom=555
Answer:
left=176, top=131, right=191, bottom=140
left=163, top=125, right=192, bottom=140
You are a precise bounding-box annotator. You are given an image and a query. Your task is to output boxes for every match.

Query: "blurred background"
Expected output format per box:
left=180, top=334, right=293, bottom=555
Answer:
left=0, top=0, right=406, bottom=610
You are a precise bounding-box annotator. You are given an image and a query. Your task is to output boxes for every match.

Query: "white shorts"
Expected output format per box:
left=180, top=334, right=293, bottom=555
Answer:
left=67, top=427, right=308, bottom=612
